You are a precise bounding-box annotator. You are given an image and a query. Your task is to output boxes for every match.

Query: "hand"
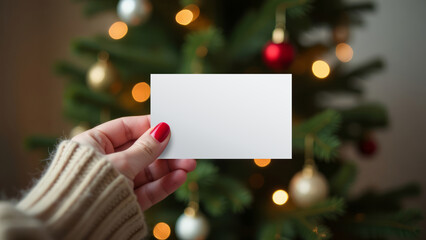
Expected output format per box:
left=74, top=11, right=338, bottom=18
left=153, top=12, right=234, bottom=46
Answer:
left=71, top=115, right=196, bottom=211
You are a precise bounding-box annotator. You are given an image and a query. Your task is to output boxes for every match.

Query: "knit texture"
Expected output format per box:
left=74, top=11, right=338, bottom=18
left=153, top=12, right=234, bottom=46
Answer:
left=5, top=140, right=148, bottom=240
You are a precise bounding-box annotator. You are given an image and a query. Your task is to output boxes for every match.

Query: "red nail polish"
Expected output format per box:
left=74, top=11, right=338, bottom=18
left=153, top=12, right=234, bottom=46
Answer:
left=150, top=122, right=170, bottom=142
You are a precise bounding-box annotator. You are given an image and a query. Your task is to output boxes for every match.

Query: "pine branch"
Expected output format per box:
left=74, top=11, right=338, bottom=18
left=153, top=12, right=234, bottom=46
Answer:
left=63, top=98, right=103, bottom=125
left=349, top=183, right=421, bottom=213
left=73, top=0, right=117, bottom=17
left=265, top=198, right=344, bottom=240
left=53, top=61, right=86, bottom=83
left=293, top=110, right=341, bottom=161
left=329, top=161, right=357, bottom=197
left=286, top=198, right=346, bottom=221
left=341, top=102, right=388, bottom=129
left=179, top=27, right=224, bottom=73
left=227, top=0, right=311, bottom=62
left=337, top=58, right=384, bottom=82
left=175, top=161, right=252, bottom=216
left=294, top=218, right=331, bottom=240
left=340, top=210, right=422, bottom=239
left=259, top=220, right=297, bottom=240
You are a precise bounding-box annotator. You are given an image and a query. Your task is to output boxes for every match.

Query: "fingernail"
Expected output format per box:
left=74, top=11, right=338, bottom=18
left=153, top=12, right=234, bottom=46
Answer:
left=150, top=122, right=170, bottom=142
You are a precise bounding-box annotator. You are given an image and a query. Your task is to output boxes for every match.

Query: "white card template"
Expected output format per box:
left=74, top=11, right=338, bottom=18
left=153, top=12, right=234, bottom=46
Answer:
left=151, top=74, right=292, bottom=159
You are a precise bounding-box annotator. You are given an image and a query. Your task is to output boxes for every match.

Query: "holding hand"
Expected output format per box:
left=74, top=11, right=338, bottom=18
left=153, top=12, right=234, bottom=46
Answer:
left=72, top=115, right=196, bottom=211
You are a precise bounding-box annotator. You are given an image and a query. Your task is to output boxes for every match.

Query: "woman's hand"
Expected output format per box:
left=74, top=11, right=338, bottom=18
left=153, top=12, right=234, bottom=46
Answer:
left=71, top=115, right=196, bottom=211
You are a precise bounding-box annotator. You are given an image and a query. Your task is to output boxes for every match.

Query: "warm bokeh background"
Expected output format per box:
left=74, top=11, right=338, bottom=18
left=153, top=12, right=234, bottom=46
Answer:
left=1, top=0, right=425, bottom=234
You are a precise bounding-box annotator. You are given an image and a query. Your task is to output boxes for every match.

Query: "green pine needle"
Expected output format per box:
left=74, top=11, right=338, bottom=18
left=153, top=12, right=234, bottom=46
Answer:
left=293, top=110, right=342, bottom=161
left=330, top=161, right=357, bottom=197
left=175, top=161, right=252, bottom=216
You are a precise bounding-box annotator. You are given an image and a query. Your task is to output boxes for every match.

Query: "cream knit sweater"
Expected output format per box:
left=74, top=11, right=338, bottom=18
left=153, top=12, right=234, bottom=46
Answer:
left=0, top=141, right=148, bottom=240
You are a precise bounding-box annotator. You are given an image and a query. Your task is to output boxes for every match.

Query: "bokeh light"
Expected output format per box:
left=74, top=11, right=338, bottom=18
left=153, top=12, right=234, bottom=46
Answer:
left=108, top=21, right=128, bottom=40
left=132, top=82, right=150, bottom=102
left=186, top=4, right=200, bottom=21
left=272, top=189, right=289, bottom=205
left=335, top=43, right=353, bottom=62
left=254, top=159, right=271, bottom=167
left=153, top=222, right=171, bottom=240
left=312, top=60, right=330, bottom=79
left=196, top=46, right=208, bottom=58
left=175, top=9, right=193, bottom=25
left=87, top=64, right=106, bottom=86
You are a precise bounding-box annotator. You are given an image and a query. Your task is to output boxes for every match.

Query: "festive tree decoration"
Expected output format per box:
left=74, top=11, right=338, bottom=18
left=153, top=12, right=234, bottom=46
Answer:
left=117, top=0, right=152, bottom=25
left=289, top=135, right=329, bottom=207
left=262, top=6, right=295, bottom=70
left=290, top=165, right=329, bottom=207
left=263, top=42, right=295, bottom=70
left=175, top=182, right=210, bottom=240
left=28, top=0, right=422, bottom=239
left=86, top=52, right=118, bottom=92
left=358, top=134, right=378, bottom=156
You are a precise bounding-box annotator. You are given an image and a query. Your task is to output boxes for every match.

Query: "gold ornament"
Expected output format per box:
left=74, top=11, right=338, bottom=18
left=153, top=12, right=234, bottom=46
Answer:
left=69, top=123, right=89, bottom=138
left=86, top=52, right=118, bottom=92
left=289, top=135, right=329, bottom=207
left=289, top=165, right=329, bottom=207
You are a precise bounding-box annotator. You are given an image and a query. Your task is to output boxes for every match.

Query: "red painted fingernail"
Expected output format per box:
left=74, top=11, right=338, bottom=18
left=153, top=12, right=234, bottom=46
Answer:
left=150, top=122, right=170, bottom=142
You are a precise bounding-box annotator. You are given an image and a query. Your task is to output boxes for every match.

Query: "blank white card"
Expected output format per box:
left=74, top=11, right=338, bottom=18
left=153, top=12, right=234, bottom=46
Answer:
left=150, top=74, right=292, bottom=159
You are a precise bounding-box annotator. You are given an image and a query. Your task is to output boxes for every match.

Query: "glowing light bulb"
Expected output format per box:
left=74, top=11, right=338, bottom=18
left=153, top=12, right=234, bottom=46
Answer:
left=186, top=4, right=200, bottom=21
left=108, top=21, right=128, bottom=40
left=335, top=43, right=353, bottom=62
left=272, top=189, right=289, bottom=205
left=132, top=82, right=150, bottom=102
left=175, top=9, right=193, bottom=25
left=153, top=222, right=171, bottom=240
left=312, top=60, right=330, bottom=79
left=254, top=159, right=271, bottom=167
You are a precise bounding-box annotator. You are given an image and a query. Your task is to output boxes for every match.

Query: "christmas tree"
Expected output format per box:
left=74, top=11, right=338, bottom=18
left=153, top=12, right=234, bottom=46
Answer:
left=27, top=0, right=422, bottom=239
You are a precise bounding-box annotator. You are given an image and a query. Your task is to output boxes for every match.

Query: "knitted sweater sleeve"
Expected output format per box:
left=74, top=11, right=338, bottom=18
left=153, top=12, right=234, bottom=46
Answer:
left=0, top=140, right=148, bottom=240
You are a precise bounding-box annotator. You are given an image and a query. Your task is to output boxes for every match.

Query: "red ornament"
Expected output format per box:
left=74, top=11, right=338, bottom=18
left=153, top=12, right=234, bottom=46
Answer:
left=262, top=41, right=295, bottom=70
left=358, top=138, right=378, bottom=156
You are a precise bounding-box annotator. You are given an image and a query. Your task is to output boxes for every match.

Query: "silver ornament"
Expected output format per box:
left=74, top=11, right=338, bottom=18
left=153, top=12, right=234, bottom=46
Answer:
left=289, top=165, right=329, bottom=207
left=175, top=207, right=209, bottom=240
left=117, top=0, right=152, bottom=25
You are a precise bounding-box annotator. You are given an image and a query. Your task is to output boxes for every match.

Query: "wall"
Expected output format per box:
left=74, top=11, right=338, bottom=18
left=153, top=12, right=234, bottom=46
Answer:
left=347, top=0, right=426, bottom=233
left=0, top=0, right=115, bottom=195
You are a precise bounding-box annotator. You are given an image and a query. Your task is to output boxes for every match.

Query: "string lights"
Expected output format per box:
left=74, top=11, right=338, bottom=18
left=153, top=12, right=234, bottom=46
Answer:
left=175, top=4, right=200, bottom=26
left=108, top=21, right=128, bottom=40
left=153, top=222, right=171, bottom=240
left=335, top=43, right=353, bottom=62
left=312, top=60, right=330, bottom=79
left=131, top=82, right=150, bottom=102
left=272, top=189, right=289, bottom=205
left=253, top=159, right=271, bottom=167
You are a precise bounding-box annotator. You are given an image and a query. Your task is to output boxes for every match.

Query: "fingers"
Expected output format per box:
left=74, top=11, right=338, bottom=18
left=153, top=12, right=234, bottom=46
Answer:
left=108, top=122, right=171, bottom=179
left=133, top=159, right=196, bottom=188
left=135, top=169, right=187, bottom=211
left=93, top=115, right=151, bottom=149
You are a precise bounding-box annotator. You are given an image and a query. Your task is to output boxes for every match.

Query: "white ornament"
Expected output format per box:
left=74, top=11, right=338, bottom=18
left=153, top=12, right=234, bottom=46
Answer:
left=289, top=166, right=329, bottom=207
left=117, top=0, right=152, bottom=25
left=175, top=209, right=209, bottom=240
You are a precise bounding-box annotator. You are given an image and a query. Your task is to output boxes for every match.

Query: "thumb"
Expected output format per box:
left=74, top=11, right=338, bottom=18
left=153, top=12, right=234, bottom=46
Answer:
left=109, top=122, right=171, bottom=180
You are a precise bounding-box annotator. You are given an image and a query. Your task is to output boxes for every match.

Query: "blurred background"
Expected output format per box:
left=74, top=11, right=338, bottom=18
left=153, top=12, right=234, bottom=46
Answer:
left=0, top=0, right=425, bottom=239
